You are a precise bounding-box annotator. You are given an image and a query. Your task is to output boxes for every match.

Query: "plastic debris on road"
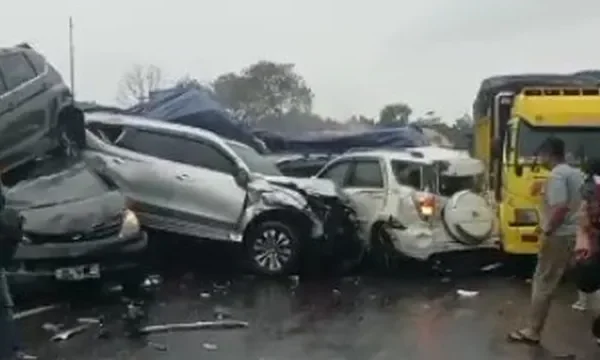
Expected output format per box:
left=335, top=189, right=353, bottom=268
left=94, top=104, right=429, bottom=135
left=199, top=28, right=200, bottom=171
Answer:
left=41, top=323, right=63, bottom=333
left=480, top=263, right=503, bottom=272
left=456, top=289, right=479, bottom=298
left=140, top=319, right=249, bottom=334
left=14, top=304, right=59, bottom=320
left=200, top=292, right=212, bottom=299
left=50, top=323, right=94, bottom=342
left=203, top=343, right=218, bottom=351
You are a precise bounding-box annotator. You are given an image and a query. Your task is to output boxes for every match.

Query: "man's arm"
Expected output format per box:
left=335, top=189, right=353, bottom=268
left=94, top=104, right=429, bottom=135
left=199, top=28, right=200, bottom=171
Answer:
left=543, top=174, right=570, bottom=236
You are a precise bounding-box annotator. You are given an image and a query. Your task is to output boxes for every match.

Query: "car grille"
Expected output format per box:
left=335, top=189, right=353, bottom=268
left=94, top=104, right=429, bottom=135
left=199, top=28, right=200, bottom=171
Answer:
left=26, top=214, right=123, bottom=244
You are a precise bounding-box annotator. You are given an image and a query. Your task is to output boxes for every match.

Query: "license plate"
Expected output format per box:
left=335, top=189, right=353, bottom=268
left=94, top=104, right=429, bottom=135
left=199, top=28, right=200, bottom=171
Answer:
left=54, top=264, right=101, bottom=281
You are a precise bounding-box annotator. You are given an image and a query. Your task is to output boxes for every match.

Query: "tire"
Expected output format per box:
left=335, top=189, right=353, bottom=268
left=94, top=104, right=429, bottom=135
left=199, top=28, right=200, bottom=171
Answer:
left=244, top=220, right=301, bottom=276
left=368, top=225, right=402, bottom=273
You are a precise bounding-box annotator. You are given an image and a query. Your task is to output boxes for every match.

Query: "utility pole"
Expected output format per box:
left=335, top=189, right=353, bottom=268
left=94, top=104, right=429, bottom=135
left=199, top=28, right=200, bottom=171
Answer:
left=68, top=16, right=75, bottom=99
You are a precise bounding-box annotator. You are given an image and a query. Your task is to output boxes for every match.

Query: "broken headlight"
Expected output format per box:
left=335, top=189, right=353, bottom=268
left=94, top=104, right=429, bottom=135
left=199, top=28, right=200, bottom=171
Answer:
left=119, top=209, right=140, bottom=238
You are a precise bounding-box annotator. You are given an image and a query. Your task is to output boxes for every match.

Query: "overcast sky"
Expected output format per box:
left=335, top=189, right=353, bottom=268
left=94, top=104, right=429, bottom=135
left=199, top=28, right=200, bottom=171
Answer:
left=2, top=0, right=599, bottom=122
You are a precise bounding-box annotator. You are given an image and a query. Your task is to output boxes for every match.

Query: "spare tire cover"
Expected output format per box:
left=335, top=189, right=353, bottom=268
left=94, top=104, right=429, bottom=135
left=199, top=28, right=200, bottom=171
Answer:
left=443, top=190, right=494, bottom=245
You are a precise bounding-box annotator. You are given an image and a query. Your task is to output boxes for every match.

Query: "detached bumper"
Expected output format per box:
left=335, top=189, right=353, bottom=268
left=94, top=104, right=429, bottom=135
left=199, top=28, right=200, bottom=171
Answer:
left=6, top=231, right=148, bottom=289
left=386, top=226, right=500, bottom=261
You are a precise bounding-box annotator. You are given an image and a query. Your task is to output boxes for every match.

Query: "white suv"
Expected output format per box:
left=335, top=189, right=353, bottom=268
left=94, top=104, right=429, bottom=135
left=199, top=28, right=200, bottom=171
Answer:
left=314, top=146, right=499, bottom=262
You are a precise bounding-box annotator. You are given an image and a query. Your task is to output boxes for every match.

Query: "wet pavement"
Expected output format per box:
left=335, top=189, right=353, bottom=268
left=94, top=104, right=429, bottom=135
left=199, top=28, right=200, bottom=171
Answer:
left=9, top=239, right=600, bottom=360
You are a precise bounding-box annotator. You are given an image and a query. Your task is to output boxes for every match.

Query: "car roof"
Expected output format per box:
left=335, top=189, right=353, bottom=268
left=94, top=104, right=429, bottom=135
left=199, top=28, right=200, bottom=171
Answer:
left=85, top=111, right=231, bottom=146
left=341, top=146, right=473, bottom=164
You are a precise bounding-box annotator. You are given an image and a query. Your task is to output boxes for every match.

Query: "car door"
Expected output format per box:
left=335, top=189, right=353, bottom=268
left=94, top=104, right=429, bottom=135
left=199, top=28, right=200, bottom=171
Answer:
left=0, top=52, right=48, bottom=170
left=341, top=158, right=388, bottom=229
left=84, top=126, right=179, bottom=231
left=161, top=136, right=247, bottom=242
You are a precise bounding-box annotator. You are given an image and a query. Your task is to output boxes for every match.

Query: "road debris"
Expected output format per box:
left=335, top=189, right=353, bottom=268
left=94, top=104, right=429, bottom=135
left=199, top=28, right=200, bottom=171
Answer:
left=456, top=289, right=479, bottom=298
left=200, top=292, right=212, bottom=299
left=77, top=317, right=103, bottom=325
left=480, top=262, right=503, bottom=272
left=14, top=304, right=59, bottom=320
left=213, top=305, right=233, bottom=320
left=140, top=319, right=249, bottom=334
left=50, top=323, right=93, bottom=342
left=147, top=341, right=168, bottom=351
left=203, top=343, right=218, bottom=351
left=41, top=323, right=63, bottom=333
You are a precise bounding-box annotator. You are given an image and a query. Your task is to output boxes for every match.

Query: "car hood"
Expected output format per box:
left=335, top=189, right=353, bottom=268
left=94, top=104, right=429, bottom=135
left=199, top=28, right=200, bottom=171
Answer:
left=262, top=175, right=340, bottom=198
left=16, top=191, right=125, bottom=235
left=5, top=160, right=125, bottom=235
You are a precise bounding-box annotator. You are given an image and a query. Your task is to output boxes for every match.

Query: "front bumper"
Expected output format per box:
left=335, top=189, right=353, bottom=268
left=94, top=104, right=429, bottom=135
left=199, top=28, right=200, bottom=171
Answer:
left=6, top=231, right=148, bottom=289
left=386, top=225, right=500, bottom=261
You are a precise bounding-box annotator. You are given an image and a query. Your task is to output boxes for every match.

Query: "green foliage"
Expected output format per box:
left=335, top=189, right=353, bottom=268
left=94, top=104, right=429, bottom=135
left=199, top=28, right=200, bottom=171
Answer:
left=378, top=103, right=412, bottom=126
left=212, top=61, right=313, bottom=122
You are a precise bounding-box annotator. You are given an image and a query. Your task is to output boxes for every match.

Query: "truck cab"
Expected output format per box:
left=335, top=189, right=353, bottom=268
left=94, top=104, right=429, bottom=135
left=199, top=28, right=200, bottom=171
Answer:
left=473, top=74, right=600, bottom=254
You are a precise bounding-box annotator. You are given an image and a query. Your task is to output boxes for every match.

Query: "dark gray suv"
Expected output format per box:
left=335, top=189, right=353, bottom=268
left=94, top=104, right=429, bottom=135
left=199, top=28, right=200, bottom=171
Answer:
left=0, top=43, right=84, bottom=174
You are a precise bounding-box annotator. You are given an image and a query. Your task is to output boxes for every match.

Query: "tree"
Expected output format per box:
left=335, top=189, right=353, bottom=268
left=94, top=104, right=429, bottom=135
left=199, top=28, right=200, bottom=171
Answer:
left=452, top=113, right=474, bottom=132
left=378, top=103, right=412, bottom=126
left=117, top=64, right=163, bottom=105
left=212, top=61, right=314, bottom=122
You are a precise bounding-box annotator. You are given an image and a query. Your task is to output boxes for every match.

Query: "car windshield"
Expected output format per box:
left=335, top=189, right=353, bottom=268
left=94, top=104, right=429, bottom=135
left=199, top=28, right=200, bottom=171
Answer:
left=516, top=120, right=600, bottom=163
left=5, top=156, right=114, bottom=209
left=227, top=141, right=282, bottom=176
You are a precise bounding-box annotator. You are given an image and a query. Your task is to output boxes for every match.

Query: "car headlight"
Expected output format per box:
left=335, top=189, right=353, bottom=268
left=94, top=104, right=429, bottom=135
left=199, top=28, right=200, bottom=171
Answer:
left=119, top=209, right=140, bottom=238
left=513, top=208, right=538, bottom=226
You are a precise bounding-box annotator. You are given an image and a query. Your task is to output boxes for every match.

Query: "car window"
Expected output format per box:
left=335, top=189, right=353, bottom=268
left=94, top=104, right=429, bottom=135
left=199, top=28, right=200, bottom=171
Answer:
left=117, top=129, right=183, bottom=162
left=392, top=160, right=422, bottom=189
left=177, top=140, right=236, bottom=174
left=23, top=51, right=46, bottom=74
left=318, top=161, right=352, bottom=186
left=118, top=129, right=236, bottom=174
left=347, top=160, right=383, bottom=188
left=0, top=53, right=37, bottom=90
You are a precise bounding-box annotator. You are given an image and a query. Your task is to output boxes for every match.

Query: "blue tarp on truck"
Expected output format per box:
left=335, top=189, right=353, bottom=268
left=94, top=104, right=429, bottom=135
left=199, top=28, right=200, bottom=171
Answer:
left=126, top=87, right=266, bottom=152
left=254, top=126, right=430, bottom=154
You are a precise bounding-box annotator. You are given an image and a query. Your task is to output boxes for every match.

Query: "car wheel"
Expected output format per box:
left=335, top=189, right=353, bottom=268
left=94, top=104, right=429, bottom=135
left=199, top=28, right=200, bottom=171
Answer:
left=245, top=221, right=301, bottom=276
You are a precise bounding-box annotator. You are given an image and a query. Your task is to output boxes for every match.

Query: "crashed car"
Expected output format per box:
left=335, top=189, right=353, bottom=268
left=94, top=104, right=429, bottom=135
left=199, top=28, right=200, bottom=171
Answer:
left=82, top=112, right=363, bottom=276
left=268, top=153, right=336, bottom=178
left=3, top=156, right=148, bottom=291
left=314, top=146, right=498, bottom=262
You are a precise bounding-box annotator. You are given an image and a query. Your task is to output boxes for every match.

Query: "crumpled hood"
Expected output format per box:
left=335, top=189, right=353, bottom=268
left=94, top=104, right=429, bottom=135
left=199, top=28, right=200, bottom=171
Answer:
left=16, top=191, right=125, bottom=235
left=262, top=175, right=340, bottom=198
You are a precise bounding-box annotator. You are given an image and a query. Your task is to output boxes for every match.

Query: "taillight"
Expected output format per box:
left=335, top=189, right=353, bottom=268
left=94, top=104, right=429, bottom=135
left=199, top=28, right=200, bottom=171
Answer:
left=412, top=192, right=436, bottom=220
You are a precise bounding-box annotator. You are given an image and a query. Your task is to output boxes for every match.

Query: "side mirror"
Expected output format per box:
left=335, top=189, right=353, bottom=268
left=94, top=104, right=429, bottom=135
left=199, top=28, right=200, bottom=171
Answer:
left=234, top=168, right=250, bottom=188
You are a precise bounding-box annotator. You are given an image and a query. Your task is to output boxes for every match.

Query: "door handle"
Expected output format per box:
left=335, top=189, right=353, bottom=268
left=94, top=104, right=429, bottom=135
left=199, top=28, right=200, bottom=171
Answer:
left=175, top=174, right=190, bottom=180
left=112, top=158, right=124, bottom=165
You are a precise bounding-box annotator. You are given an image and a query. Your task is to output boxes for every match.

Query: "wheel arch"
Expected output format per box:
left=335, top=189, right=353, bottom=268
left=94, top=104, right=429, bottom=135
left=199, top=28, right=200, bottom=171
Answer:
left=242, top=207, right=314, bottom=244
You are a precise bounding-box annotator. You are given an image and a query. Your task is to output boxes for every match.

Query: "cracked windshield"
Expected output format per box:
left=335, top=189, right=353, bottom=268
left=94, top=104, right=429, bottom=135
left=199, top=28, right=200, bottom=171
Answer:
left=1, top=1, right=600, bottom=360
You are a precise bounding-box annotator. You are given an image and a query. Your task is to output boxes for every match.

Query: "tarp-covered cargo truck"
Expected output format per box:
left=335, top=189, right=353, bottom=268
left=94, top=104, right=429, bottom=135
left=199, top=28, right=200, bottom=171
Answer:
left=473, top=74, right=600, bottom=255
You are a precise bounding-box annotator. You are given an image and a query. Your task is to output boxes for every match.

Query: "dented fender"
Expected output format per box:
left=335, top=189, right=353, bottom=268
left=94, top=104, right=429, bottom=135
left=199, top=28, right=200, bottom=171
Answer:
left=237, top=181, right=324, bottom=239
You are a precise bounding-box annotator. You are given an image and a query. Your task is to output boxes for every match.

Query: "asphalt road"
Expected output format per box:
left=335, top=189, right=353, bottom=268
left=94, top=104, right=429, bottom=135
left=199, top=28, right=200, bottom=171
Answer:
left=9, top=239, right=600, bottom=360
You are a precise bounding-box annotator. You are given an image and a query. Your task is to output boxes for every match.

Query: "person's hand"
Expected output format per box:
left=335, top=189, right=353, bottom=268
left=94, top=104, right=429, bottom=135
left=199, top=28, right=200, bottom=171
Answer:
left=575, top=232, right=597, bottom=261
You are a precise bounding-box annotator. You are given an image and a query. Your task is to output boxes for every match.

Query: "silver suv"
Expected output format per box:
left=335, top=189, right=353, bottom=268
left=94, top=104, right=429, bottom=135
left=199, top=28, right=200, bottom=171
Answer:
left=0, top=44, right=84, bottom=173
left=83, top=112, right=362, bottom=275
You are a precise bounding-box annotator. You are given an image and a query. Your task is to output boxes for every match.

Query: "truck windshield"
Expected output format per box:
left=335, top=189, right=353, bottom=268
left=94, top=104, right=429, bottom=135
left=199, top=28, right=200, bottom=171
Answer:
left=516, top=120, right=600, bottom=162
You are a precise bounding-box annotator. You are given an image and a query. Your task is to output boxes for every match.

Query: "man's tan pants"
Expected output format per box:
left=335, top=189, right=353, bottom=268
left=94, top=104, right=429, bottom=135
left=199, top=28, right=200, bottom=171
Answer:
left=527, top=234, right=574, bottom=336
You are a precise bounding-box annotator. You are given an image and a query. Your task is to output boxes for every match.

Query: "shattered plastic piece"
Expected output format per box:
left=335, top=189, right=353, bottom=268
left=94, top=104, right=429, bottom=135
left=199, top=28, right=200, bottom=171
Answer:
left=480, top=262, right=503, bottom=272
left=213, top=305, right=232, bottom=320
left=77, top=317, right=103, bottom=325
left=147, top=341, right=168, bottom=351
left=140, top=320, right=249, bottom=334
left=202, top=343, right=218, bottom=351
left=288, top=275, right=300, bottom=288
left=14, top=304, right=59, bottom=320
left=456, top=289, right=479, bottom=298
left=200, top=292, right=212, bottom=299
left=50, top=323, right=93, bottom=341
left=41, top=323, right=62, bottom=333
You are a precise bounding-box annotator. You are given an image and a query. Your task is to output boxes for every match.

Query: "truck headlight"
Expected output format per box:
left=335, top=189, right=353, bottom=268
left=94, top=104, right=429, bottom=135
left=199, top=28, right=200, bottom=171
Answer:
left=513, top=208, right=538, bottom=226
left=119, top=209, right=140, bottom=238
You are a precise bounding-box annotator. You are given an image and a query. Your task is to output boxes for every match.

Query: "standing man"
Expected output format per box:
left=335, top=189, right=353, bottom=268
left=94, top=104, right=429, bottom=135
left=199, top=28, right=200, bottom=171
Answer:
left=508, top=137, right=584, bottom=345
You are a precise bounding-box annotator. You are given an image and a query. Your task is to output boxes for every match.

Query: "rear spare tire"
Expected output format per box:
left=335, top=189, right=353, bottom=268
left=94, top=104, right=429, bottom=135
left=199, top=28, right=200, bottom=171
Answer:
left=442, top=190, right=494, bottom=246
left=245, top=221, right=301, bottom=276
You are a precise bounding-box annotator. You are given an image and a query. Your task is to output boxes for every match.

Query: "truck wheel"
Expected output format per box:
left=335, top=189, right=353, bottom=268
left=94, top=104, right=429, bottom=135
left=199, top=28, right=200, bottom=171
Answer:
left=244, top=221, right=301, bottom=276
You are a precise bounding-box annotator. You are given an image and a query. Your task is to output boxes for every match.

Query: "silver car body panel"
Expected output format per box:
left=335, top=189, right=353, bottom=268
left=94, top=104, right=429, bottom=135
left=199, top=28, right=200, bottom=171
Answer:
left=83, top=112, right=324, bottom=243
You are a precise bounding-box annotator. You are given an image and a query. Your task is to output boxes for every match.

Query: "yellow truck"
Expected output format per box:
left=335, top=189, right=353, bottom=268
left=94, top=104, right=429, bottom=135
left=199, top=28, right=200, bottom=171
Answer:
left=473, top=74, right=600, bottom=255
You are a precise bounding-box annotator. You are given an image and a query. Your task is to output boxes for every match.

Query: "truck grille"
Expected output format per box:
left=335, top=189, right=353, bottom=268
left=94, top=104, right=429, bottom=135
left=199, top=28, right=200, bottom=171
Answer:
left=27, top=214, right=123, bottom=244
